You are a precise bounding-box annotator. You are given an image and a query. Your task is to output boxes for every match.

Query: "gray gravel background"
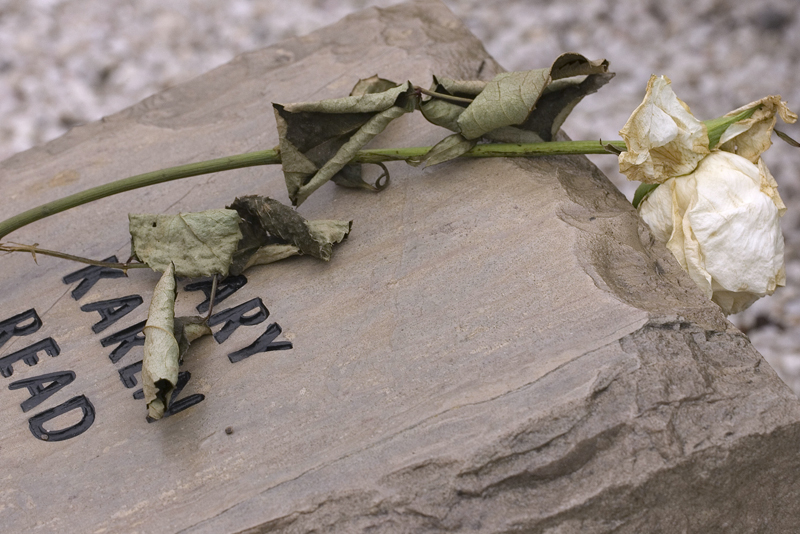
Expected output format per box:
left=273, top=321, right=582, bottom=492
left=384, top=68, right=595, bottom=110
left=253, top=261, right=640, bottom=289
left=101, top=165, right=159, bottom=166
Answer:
left=2, top=0, right=800, bottom=392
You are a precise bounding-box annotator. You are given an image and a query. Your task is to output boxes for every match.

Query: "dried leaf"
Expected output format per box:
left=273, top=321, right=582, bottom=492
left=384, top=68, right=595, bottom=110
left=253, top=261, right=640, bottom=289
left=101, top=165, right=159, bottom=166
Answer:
left=142, top=263, right=179, bottom=420
left=516, top=72, right=615, bottom=141
left=419, top=54, right=611, bottom=166
left=458, top=53, right=610, bottom=140
left=775, top=128, right=800, bottom=147
left=330, top=162, right=390, bottom=192
left=228, top=196, right=351, bottom=274
left=419, top=76, right=484, bottom=132
left=129, top=209, right=242, bottom=278
left=435, top=78, right=488, bottom=97
left=350, top=75, right=400, bottom=96
left=238, top=244, right=301, bottom=273
left=457, top=69, right=551, bottom=139
left=274, top=81, right=417, bottom=205
left=142, top=265, right=212, bottom=420
left=174, top=316, right=212, bottom=362
left=409, top=133, right=478, bottom=167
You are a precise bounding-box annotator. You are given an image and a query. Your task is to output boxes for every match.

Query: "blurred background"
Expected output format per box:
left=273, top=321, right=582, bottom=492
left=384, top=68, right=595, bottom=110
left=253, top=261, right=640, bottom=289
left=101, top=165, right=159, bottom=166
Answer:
left=1, top=0, right=799, bottom=392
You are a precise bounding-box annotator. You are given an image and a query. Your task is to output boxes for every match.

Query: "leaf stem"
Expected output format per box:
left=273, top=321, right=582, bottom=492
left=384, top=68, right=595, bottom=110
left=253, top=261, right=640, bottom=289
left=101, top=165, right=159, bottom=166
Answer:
left=0, top=140, right=626, bottom=240
left=414, top=86, right=474, bottom=105
left=0, top=243, right=149, bottom=270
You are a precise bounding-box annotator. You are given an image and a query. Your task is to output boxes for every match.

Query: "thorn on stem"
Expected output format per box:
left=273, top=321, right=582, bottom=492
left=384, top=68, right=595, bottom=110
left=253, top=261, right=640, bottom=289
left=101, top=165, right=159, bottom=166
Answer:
left=601, top=139, right=623, bottom=155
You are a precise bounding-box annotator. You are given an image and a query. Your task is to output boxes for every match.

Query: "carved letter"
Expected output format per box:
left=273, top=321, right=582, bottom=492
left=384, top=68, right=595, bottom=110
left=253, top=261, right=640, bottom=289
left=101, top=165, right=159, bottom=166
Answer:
left=117, top=360, right=143, bottom=388
left=185, top=275, right=247, bottom=313
left=0, top=309, right=42, bottom=350
left=147, top=372, right=204, bottom=422
left=0, top=338, right=60, bottom=378
left=28, top=395, right=96, bottom=441
left=62, top=257, right=126, bottom=300
left=228, top=323, right=292, bottom=363
left=80, top=295, right=143, bottom=333
left=9, top=370, right=76, bottom=412
left=101, top=321, right=145, bottom=363
left=208, top=298, right=268, bottom=344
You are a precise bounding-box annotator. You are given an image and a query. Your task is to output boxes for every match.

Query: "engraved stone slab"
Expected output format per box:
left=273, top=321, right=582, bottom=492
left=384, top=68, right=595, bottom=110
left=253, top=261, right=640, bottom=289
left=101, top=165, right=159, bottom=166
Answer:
left=1, top=1, right=799, bottom=532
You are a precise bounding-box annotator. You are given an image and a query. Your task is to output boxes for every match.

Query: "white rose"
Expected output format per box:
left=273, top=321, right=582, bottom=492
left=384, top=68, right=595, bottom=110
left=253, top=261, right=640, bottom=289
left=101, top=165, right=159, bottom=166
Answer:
left=638, top=151, right=785, bottom=315
left=619, top=75, right=796, bottom=314
left=618, top=75, right=709, bottom=184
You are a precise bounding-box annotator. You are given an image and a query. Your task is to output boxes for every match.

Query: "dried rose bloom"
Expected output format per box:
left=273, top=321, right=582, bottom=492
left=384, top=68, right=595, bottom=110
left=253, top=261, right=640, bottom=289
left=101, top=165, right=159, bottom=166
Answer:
left=619, top=75, right=797, bottom=314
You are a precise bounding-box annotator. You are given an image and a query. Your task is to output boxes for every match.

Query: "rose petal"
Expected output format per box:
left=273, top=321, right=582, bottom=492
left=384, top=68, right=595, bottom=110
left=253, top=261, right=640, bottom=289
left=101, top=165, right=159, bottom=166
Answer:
left=619, top=75, right=710, bottom=184
left=639, top=151, right=785, bottom=315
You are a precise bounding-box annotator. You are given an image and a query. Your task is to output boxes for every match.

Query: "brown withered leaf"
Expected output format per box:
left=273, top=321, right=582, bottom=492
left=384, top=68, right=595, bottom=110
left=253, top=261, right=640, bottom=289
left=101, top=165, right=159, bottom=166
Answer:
left=274, top=80, right=417, bottom=206
left=227, top=195, right=351, bottom=275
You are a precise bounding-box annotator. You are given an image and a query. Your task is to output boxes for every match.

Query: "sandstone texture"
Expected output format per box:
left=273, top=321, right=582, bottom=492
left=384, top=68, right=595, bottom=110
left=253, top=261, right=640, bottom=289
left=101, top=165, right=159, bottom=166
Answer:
left=1, top=2, right=799, bottom=532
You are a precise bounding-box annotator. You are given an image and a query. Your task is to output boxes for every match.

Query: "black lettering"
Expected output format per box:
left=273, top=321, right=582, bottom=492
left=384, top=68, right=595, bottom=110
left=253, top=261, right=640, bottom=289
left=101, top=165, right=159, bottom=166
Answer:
left=9, top=370, right=76, bottom=412
left=0, top=338, right=60, bottom=378
left=28, top=395, right=95, bottom=441
left=133, top=389, right=144, bottom=400
left=80, top=295, right=143, bottom=333
left=228, top=323, right=292, bottom=363
left=208, top=298, right=268, bottom=344
left=185, top=275, right=247, bottom=313
left=101, top=321, right=145, bottom=363
left=62, top=257, right=126, bottom=300
left=0, top=309, right=42, bottom=349
left=147, top=372, right=204, bottom=422
left=118, top=360, right=142, bottom=388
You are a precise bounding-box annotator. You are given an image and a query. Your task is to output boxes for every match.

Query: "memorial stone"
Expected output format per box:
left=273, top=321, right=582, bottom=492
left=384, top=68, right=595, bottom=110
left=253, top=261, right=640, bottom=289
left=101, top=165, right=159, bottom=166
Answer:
left=1, top=1, right=799, bottom=532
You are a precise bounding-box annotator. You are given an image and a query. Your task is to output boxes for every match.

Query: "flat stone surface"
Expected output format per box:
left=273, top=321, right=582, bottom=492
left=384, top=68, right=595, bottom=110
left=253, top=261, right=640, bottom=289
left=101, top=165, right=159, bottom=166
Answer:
left=1, top=1, right=799, bottom=532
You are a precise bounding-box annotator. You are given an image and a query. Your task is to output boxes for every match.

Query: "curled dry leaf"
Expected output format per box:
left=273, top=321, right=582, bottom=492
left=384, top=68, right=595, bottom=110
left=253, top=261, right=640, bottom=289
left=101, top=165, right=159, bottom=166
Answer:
left=129, top=209, right=242, bottom=278
left=274, top=80, right=417, bottom=206
left=142, top=264, right=211, bottom=419
left=140, top=264, right=177, bottom=420
left=418, top=53, right=612, bottom=166
left=330, top=161, right=390, bottom=192
left=350, top=75, right=400, bottom=97
left=175, top=316, right=213, bottom=362
left=142, top=263, right=211, bottom=420
left=419, top=76, right=486, bottom=133
left=142, top=263, right=179, bottom=420
left=227, top=195, right=351, bottom=275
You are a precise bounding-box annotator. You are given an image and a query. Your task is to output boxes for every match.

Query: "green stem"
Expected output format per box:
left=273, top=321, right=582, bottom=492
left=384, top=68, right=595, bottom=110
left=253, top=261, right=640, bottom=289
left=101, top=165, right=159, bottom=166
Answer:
left=0, top=140, right=625, bottom=240
left=0, top=149, right=280, bottom=241
left=356, top=140, right=628, bottom=163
